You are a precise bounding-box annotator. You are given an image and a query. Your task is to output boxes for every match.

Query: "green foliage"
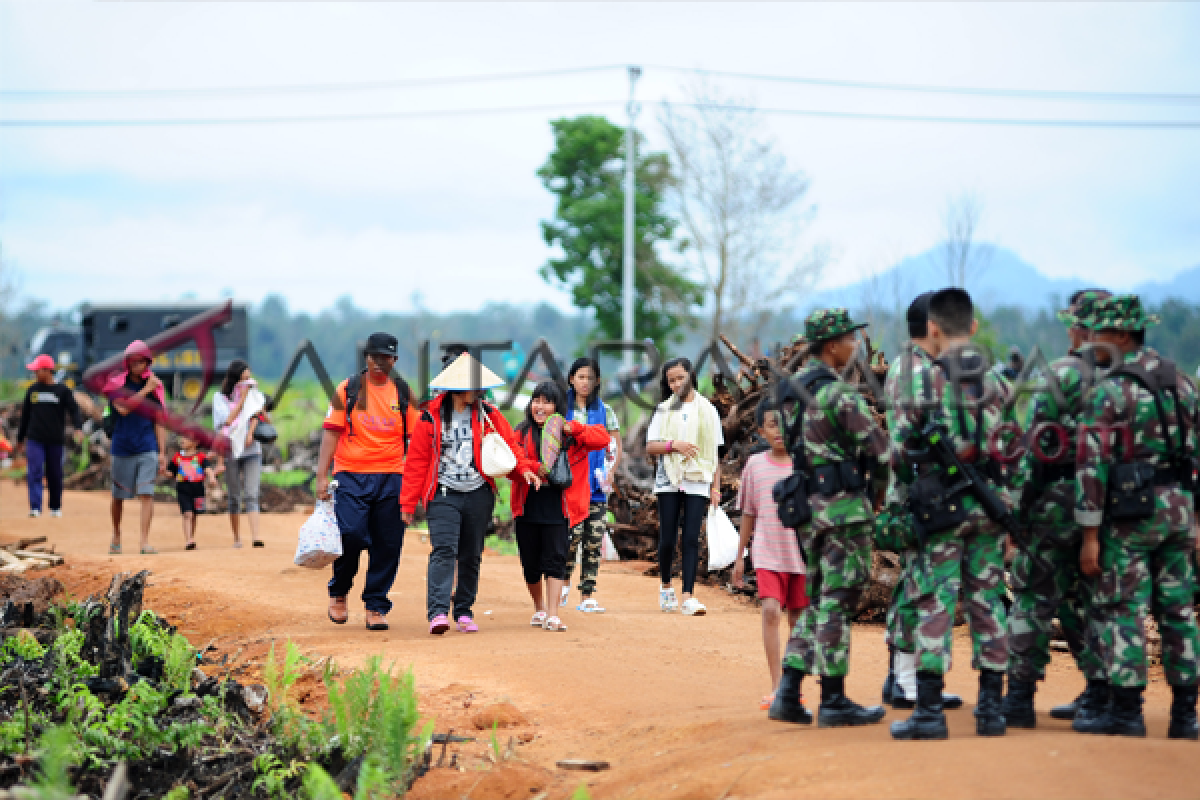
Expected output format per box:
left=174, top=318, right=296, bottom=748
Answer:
left=301, top=764, right=342, bottom=800
left=163, top=787, right=191, bottom=800
left=484, top=535, right=519, bottom=557
left=253, top=754, right=306, bottom=799
left=570, top=785, right=594, bottom=800
left=538, top=114, right=703, bottom=349
left=128, top=610, right=193, bottom=691
left=1, top=630, right=48, bottom=664
left=30, top=726, right=78, bottom=800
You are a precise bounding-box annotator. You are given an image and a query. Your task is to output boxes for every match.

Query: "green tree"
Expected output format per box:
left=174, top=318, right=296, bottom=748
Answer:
left=538, top=115, right=702, bottom=350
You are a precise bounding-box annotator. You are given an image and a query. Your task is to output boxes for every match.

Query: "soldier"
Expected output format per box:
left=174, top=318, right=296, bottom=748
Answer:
left=1074, top=294, right=1200, bottom=739
left=1002, top=289, right=1111, bottom=728
left=890, top=288, right=1013, bottom=740
left=769, top=308, right=891, bottom=728
left=879, top=292, right=964, bottom=711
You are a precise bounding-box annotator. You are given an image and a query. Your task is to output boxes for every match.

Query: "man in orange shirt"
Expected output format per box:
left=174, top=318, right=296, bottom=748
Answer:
left=315, top=333, right=420, bottom=632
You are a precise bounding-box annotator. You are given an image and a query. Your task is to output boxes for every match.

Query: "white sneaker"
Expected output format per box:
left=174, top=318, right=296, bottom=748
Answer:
left=681, top=598, right=707, bottom=616
left=659, top=587, right=678, bottom=612
left=577, top=597, right=606, bottom=613
left=560, top=586, right=570, bottom=608
left=28, top=510, right=40, bottom=518
left=49, top=510, right=62, bottom=518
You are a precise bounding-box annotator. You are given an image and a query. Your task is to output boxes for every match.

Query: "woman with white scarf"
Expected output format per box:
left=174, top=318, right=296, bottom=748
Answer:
left=645, top=357, right=723, bottom=616
left=213, top=359, right=267, bottom=548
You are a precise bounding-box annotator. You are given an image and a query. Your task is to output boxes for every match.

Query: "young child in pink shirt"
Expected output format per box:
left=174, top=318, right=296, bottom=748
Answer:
left=733, top=397, right=808, bottom=710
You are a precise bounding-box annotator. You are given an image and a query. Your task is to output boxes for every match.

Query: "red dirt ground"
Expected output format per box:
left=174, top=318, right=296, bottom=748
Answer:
left=4, top=485, right=1196, bottom=799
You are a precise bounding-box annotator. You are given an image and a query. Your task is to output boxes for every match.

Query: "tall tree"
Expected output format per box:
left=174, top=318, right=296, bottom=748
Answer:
left=538, top=115, right=702, bottom=350
left=937, top=191, right=993, bottom=288
left=661, top=83, right=826, bottom=345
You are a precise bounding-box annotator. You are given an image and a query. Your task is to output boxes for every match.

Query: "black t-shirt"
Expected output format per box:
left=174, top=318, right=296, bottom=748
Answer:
left=523, top=484, right=565, bottom=524
left=17, top=382, right=83, bottom=446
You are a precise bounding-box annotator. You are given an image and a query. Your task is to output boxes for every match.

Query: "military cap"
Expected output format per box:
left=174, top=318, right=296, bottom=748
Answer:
left=1056, top=289, right=1112, bottom=328
left=802, top=308, right=867, bottom=344
left=1080, top=294, right=1160, bottom=332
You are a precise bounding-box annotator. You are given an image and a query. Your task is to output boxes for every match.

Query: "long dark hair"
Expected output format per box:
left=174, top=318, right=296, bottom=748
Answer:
left=567, top=357, right=602, bottom=412
left=517, top=381, right=566, bottom=451
left=220, top=359, right=250, bottom=398
left=659, top=357, right=698, bottom=404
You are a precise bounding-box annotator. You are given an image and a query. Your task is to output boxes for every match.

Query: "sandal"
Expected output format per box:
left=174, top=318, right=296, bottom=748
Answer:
left=429, top=614, right=450, bottom=635
left=252, top=540, right=265, bottom=548
left=185, top=542, right=197, bottom=551
left=456, top=616, right=479, bottom=634
left=365, top=611, right=389, bottom=631
left=760, top=693, right=774, bottom=711
left=577, top=597, right=605, bottom=613
left=544, top=616, right=567, bottom=632
left=232, top=541, right=243, bottom=549
left=109, top=543, right=122, bottom=555
left=328, top=597, right=348, bottom=625
left=530, top=611, right=548, bottom=627
left=140, top=546, right=158, bottom=555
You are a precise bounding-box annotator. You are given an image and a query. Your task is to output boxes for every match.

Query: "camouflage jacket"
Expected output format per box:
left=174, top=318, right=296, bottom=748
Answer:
left=800, top=364, right=891, bottom=531
left=883, top=344, right=934, bottom=503
left=1075, top=346, right=1198, bottom=533
left=1012, top=352, right=1088, bottom=538
left=891, top=343, right=1016, bottom=524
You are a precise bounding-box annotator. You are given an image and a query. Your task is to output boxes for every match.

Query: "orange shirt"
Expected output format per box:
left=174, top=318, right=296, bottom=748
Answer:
left=323, top=378, right=419, bottom=475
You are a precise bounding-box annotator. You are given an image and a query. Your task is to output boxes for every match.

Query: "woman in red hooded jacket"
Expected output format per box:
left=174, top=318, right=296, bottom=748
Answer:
left=508, top=381, right=610, bottom=632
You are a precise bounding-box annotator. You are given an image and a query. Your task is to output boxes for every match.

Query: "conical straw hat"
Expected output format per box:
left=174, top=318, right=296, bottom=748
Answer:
left=429, top=352, right=505, bottom=391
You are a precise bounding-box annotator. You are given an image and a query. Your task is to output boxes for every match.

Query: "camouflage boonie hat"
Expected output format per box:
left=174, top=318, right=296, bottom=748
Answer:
left=1056, top=289, right=1112, bottom=328
left=1080, top=294, right=1160, bottom=332
left=802, top=308, right=867, bottom=344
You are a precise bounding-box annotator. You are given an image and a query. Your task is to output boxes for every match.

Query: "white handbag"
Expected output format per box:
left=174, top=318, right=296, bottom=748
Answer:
left=479, top=407, right=517, bottom=477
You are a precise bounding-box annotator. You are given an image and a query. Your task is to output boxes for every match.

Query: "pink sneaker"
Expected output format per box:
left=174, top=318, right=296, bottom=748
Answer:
left=456, top=616, right=479, bottom=633
left=429, top=614, right=450, bottom=635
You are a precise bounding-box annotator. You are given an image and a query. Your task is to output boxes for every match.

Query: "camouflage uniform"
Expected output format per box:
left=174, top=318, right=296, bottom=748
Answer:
left=1076, top=298, right=1200, bottom=692
left=565, top=505, right=608, bottom=596
left=782, top=309, right=891, bottom=680
left=890, top=346, right=1014, bottom=677
left=1007, top=299, right=1105, bottom=685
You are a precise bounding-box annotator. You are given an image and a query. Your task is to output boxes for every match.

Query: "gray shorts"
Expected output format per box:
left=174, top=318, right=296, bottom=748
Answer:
left=111, top=452, right=159, bottom=499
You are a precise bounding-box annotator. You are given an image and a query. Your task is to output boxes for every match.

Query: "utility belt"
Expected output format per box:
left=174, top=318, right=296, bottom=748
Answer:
left=906, top=457, right=1004, bottom=536
left=808, top=459, right=869, bottom=498
left=773, top=458, right=868, bottom=535
left=1106, top=461, right=1187, bottom=521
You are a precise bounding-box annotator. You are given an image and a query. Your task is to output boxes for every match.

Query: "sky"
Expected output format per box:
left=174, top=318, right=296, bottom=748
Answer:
left=1, top=2, right=1197, bottom=315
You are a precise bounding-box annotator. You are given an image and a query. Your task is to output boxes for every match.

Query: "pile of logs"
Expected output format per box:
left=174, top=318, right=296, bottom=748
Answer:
left=0, top=537, right=65, bottom=574
left=608, top=333, right=898, bottom=618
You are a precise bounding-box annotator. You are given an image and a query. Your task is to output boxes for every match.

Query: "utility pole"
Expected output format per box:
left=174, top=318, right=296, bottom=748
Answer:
left=622, top=65, right=642, bottom=372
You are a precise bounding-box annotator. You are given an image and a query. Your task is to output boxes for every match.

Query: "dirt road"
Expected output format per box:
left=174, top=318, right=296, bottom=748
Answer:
left=4, top=487, right=1195, bottom=799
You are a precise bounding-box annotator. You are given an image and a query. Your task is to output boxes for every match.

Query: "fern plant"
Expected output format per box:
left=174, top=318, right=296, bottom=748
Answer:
left=30, top=726, right=78, bottom=800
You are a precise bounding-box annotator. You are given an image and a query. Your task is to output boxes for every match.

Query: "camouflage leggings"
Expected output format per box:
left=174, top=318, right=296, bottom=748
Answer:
left=1007, top=532, right=1104, bottom=683
left=565, top=504, right=608, bottom=596
left=909, top=522, right=1009, bottom=675
left=1092, top=525, right=1200, bottom=688
left=783, top=522, right=873, bottom=678
left=885, top=550, right=919, bottom=653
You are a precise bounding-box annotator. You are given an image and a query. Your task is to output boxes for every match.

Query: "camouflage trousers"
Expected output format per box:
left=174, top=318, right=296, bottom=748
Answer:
left=909, top=521, right=1009, bottom=675
left=1092, top=525, right=1200, bottom=688
left=1007, top=532, right=1104, bottom=683
left=885, top=550, right=919, bottom=653
left=783, top=522, right=873, bottom=678
left=565, top=504, right=607, bottom=596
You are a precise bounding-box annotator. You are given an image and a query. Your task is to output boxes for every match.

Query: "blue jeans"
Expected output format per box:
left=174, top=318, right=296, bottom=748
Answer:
left=328, top=472, right=405, bottom=614
left=25, top=440, right=63, bottom=513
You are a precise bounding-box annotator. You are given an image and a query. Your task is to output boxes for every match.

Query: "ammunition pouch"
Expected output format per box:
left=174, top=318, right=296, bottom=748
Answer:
left=810, top=460, right=868, bottom=498
left=774, top=471, right=814, bottom=532
left=908, top=472, right=969, bottom=535
left=1107, top=462, right=1160, bottom=521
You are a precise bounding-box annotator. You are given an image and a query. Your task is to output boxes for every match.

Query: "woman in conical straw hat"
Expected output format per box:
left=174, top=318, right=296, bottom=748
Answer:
left=401, top=351, right=523, bottom=635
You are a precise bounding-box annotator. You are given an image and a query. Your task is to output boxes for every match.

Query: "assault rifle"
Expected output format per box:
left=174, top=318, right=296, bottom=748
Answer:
left=908, top=421, right=1055, bottom=586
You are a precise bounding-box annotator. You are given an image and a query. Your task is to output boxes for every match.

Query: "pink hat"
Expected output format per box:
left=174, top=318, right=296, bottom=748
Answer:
left=123, top=340, right=154, bottom=366
left=26, top=354, right=56, bottom=372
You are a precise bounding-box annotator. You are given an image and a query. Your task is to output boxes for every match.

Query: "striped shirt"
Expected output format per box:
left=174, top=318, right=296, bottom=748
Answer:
left=737, top=452, right=806, bottom=574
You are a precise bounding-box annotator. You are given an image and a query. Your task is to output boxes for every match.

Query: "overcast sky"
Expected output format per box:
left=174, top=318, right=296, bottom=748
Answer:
left=1, top=2, right=1197, bottom=314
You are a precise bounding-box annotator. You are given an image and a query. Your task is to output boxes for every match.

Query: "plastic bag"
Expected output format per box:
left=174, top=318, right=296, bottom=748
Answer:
left=601, top=531, right=620, bottom=562
left=706, top=506, right=739, bottom=571
left=294, top=499, right=343, bottom=569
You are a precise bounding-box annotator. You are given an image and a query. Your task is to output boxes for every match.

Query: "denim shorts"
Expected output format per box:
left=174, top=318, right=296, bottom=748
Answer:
left=111, top=452, right=159, bottom=499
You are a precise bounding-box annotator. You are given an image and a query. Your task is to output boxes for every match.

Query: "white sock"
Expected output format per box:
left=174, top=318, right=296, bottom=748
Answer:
left=895, top=651, right=918, bottom=700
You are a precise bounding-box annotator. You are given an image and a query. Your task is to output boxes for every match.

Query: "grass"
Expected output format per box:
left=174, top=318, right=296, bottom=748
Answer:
left=261, top=469, right=315, bottom=488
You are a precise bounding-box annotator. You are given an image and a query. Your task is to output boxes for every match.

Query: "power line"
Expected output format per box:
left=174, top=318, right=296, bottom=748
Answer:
left=2, top=101, right=1195, bottom=129
left=0, top=65, right=624, bottom=101
left=653, top=66, right=1200, bottom=106
left=0, top=101, right=623, bottom=127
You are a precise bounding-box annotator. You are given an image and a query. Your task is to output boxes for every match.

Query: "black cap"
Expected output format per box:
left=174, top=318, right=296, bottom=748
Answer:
left=365, top=332, right=398, bottom=357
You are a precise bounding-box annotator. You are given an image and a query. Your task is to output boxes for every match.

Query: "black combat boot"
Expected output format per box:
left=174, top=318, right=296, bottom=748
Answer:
left=817, top=675, right=887, bottom=728
left=768, top=667, right=813, bottom=725
left=1050, top=689, right=1083, bottom=720
left=1076, top=686, right=1145, bottom=737
left=882, top=647, right=897, bottom=706
left=975, top=669, right=1007, bottom=736
left=1167, top=684, right=1199, bottom=741
left=1071, top=680, right=1112, bottom=733
left=1002, top=677, right=1038, bottom=729
left=890, top=671, right=949, bottom=740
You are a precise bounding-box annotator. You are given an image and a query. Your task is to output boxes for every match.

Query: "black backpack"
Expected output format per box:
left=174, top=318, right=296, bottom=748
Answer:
left=771, top=366, right=839, bottom=531
left=343, top=371, right=411, bottom=454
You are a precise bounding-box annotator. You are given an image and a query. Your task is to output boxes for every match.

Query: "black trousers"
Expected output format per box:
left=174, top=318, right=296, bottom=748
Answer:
left=425, top=484, right=495, bottom=622
left=515, top=518, right=570, bottom=584
left=656, top=491, right=709, bottom=594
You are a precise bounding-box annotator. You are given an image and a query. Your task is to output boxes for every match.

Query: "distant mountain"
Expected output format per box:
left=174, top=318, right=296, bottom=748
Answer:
left=803, top=246, right=1200, bottom=314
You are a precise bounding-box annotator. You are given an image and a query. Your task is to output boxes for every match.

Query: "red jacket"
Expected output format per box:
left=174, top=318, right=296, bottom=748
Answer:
left=399, top=394, right=521, bottom=513
left=508, top=419, right=610, bottom=530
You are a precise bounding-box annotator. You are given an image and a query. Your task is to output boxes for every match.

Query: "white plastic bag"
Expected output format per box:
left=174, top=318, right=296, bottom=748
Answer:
left=706, top=506, right=740, bottom=571
left=601, top=531, right=620, bottom=562
left=294, top=499, right=343, bottom=569
left=480, top=411, right=517, bottom=477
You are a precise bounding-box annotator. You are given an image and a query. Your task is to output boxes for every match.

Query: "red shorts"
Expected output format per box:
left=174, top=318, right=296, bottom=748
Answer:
left=756, top=569, right=808, bottom=610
